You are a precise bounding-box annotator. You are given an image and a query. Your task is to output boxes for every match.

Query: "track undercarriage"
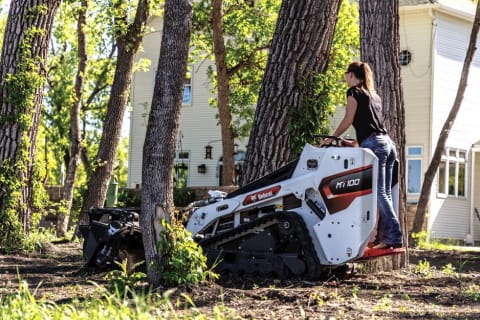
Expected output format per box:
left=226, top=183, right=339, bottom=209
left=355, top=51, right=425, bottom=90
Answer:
left=199, top=211, right=322, bottom=279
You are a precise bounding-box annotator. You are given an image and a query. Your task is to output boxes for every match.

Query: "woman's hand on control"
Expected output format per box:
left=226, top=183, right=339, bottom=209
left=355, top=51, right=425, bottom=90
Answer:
left=320, top=137, right=333, bottom=147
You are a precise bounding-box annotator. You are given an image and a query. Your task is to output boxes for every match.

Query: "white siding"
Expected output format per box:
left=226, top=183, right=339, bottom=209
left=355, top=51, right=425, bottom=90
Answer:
left=431, top=14, right=480, bottom=151
left=430, top=198, right=470, bottom=240
left=400, top=10, right=434, bottom=203
left=127, top=17, right=164, bottom=188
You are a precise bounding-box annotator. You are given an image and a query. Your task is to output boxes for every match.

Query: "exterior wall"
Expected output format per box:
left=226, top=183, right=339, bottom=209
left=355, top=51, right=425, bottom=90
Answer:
left=428, top=11, right=480, bottom=240
left=128, top=16, right=231, bottom=188
left=399, top=8, right=434, bottom=204
left=127, top=17, right=162, bottom=188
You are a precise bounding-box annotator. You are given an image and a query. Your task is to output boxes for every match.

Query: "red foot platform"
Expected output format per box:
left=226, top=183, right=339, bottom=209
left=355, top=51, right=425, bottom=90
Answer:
left=360, top=246, right=405, bottom=259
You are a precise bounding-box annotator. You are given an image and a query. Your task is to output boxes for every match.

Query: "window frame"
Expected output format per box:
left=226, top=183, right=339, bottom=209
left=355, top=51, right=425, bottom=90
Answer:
left=406, top=146, right=423, bottom=195
left=174, top=150, right=190, bottom=188
left=437, top=147, right=466, bottom=198
left=182, top=66, right=192, bottom=106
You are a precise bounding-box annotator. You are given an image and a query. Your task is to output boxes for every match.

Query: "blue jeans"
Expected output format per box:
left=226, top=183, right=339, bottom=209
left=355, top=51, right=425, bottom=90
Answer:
left=361, top=135, right=403, bottom=245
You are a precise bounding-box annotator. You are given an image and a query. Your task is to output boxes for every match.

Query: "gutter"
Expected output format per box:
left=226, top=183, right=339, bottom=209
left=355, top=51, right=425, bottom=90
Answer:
left=436, top=0, right=475, bottom=22
left=400, top=4, right=439, bottom=14
left=400, top=1, right=474, bottom=22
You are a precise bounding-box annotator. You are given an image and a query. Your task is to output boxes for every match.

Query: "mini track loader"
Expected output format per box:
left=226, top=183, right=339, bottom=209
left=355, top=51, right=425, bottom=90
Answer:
left=79, top=137, right=403, bottom=279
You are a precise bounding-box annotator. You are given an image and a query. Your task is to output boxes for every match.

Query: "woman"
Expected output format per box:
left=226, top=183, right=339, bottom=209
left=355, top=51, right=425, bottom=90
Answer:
left=321, top=61, right=403, bottom=249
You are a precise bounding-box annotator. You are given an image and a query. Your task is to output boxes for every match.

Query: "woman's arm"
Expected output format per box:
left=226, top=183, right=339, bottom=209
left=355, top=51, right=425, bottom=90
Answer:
left=320, top=96, right=357, bottom=146
left=332, top=96, right=357, bottom=136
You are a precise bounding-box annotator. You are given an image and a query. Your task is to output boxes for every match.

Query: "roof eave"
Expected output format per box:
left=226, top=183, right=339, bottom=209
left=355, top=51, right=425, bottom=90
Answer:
left=400, top=3, right=439, bottom=14
left=436, top=3, right=475, bottom=22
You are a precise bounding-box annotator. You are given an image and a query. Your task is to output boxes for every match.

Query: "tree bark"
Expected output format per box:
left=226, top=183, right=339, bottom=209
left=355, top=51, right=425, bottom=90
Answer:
left=141, top=0, right=193, bottom=288
left=212, top=0, right=235, bottom=186
left=0, top=0, right=60, bottom=240
left=242, top=0, right=342, bottom=185
left=57, top=0, right=88, bottom=237
left=359, top=0, right=407, bottom=268
left=412, top=1, right=480, bottom=244
left=78, top=0, right=150, bottom=225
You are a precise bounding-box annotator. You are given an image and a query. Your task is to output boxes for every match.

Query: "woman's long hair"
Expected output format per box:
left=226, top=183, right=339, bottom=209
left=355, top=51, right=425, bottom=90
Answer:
left=347, top=61, right=376, bottom=96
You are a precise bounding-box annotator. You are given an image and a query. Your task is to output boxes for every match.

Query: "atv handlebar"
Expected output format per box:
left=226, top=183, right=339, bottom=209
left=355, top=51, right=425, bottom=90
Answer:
left=89, top=207, right=140, bottom=222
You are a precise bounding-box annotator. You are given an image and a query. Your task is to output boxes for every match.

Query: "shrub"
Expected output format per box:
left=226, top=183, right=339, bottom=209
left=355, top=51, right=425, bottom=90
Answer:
left=117, top=188, right=196, bottom=208
left=173, top=187, right=195, bottom=207
left=156, top=219, right=218, bottom=286
left=105, top=259, right=147, bottom=297
left=117, top=189, right=141, bottom=207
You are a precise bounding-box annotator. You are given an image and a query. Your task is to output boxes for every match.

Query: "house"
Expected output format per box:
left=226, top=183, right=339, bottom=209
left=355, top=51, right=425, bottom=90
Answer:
left=127, top=16, right=243, bottom=190
left=128, top=0, right=480, bottom=243
left=400, top=0, right=480, bottom=243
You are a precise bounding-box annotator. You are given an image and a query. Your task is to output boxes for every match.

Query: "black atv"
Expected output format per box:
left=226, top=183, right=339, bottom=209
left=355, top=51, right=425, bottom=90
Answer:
left=79, top=207, right=145, bottom=271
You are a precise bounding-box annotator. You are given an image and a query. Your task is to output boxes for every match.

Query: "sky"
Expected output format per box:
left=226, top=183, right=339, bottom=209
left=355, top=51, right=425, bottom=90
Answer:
left=1, top=0, right=9, bottom=13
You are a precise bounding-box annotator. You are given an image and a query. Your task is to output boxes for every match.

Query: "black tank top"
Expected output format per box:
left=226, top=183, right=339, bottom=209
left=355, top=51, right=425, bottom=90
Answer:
left=347, top=85, right=387, bottom=144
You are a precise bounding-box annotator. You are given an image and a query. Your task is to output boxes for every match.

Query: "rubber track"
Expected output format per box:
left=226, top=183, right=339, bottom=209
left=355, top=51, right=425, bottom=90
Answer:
left=199, top=211, right=322, bottom=279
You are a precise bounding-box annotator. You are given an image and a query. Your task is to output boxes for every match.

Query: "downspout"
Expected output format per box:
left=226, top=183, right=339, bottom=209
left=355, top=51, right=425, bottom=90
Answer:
left=469, top=150, right=475, bottom=244
left=426, top=6, right=437, bottom=239
left=470, top=145, right=480, bottom=244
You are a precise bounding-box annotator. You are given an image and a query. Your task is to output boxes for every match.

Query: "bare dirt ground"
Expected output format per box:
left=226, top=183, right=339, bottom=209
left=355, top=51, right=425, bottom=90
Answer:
left=1, top=241, right=480, bottom=319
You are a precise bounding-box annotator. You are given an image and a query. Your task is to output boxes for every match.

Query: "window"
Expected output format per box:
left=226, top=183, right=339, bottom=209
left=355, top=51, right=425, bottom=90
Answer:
left=183, top=68, right=192, bottom=105
left=437, top=148, right=466, bottom=197
left=175, top=151, right=189, bottom=188
left=178, top=151, right=189, bottom=159
left=407, top=146, right=422, bottom=194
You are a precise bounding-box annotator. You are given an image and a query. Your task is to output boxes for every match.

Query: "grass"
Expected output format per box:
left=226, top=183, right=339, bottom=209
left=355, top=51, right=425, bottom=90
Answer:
left=411, top=231, right=480, bottom=252
left=0, top=278, right=243, bottom=320
left=409, top=239, right=480, bottom=304
left=4, top=229, right=480, bottom=319
left=412, top=259, right=433, bottom=277
left=0, top=226, right=231, bottom=320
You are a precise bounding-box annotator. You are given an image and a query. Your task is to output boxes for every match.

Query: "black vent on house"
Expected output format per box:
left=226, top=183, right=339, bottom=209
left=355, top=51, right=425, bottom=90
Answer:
left=400, top=50, right=412, bottom=66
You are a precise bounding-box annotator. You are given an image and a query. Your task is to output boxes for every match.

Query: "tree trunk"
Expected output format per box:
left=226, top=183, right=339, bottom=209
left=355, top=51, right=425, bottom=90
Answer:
left=77, top=0, right=150, bottom=225
left=141, top=0, right=193, bottom=288
left=359, top=0, right=407, bottom=269
left=212, top=0, right=235, bottom=186
left=242, top=0, right=342, bottom=185
left=0, top=0, right=60, bottom=243
left=57, top=0, right=88, bottom=237
left=412, top=1, right=480, bottom=244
